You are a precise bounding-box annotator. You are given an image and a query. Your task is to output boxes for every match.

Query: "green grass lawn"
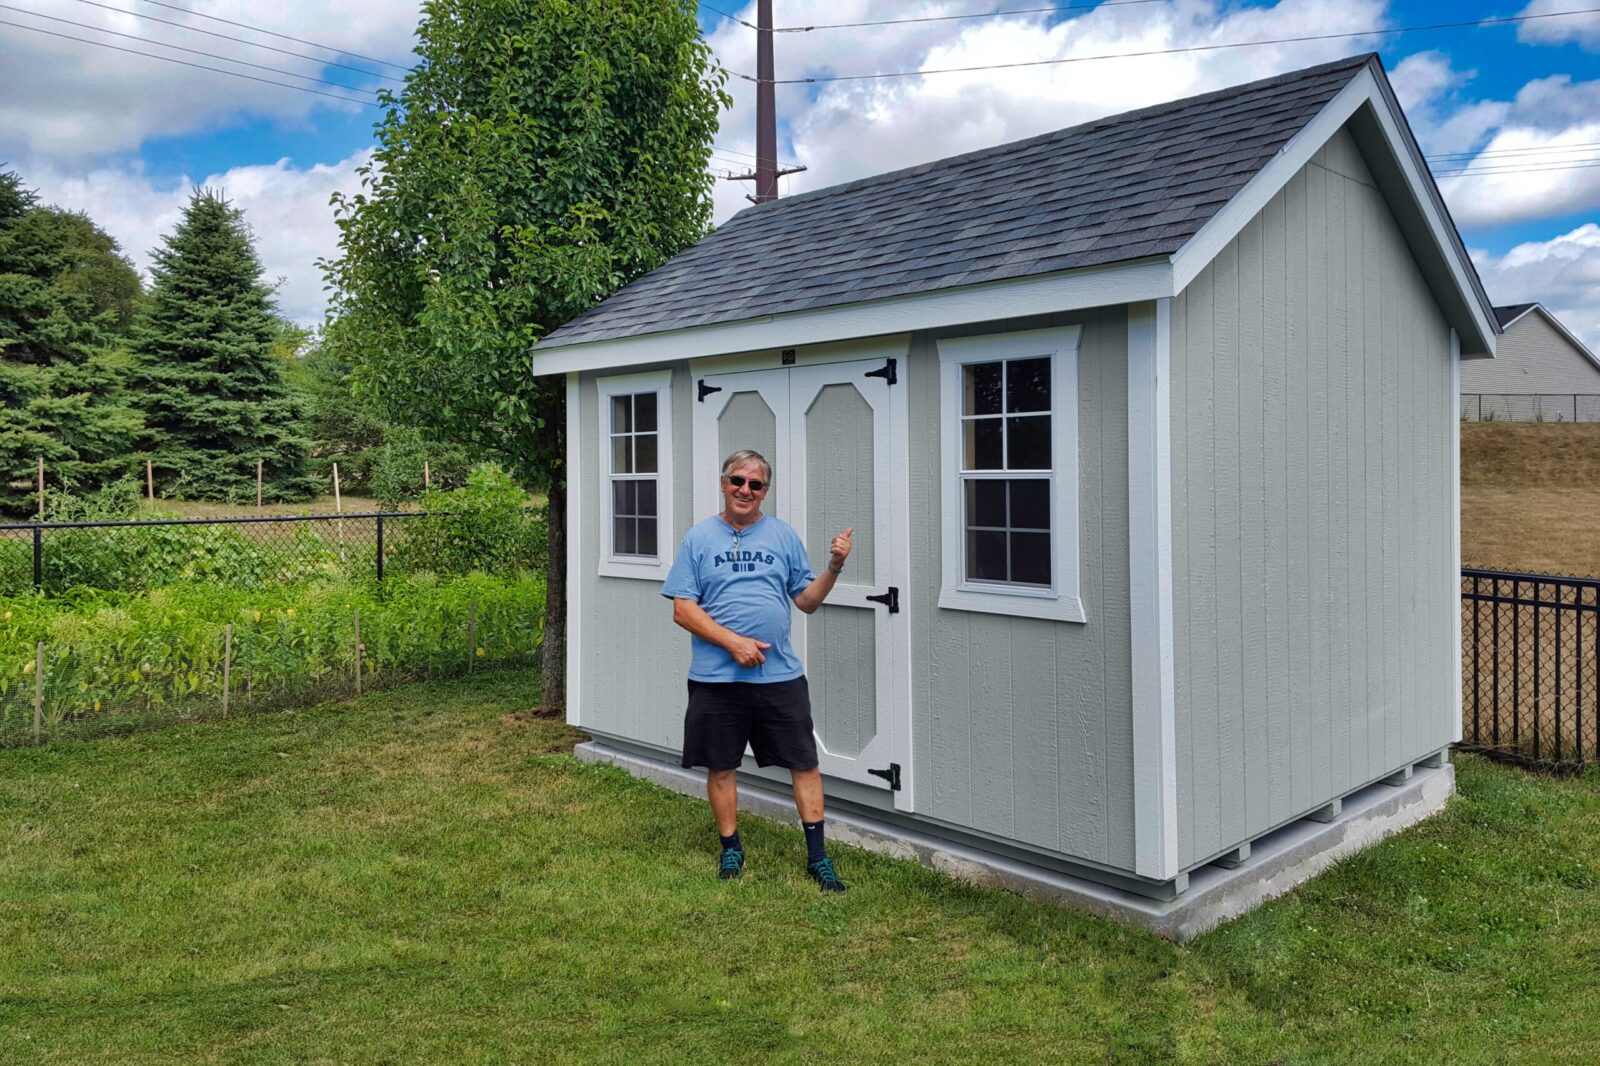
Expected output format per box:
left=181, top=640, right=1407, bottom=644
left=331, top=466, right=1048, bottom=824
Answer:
left=3, top=674, right=1598, bottom=1064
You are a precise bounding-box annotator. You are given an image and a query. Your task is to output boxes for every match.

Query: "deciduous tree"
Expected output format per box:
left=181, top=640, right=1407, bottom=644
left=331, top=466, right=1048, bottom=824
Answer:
left=323, top=0, right=726, bottom=710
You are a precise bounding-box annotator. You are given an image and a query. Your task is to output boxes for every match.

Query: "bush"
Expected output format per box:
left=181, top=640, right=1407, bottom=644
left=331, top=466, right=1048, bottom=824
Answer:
left=368, top=428, right=472, bottom=508
left=391, top=463, right=546, bottom=577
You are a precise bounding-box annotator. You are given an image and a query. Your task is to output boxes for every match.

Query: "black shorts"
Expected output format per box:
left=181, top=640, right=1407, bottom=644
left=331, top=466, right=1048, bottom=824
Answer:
left=681, top=677, right=819, bottom=771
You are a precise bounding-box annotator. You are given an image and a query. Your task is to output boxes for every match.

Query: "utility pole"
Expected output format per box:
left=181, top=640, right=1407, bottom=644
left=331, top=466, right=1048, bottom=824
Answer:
left=729, top=0, right=805, bottom=204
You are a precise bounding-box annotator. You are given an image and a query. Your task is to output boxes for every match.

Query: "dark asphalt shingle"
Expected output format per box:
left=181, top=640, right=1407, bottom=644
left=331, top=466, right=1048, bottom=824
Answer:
left=540, top=54, right=1375, bottom=349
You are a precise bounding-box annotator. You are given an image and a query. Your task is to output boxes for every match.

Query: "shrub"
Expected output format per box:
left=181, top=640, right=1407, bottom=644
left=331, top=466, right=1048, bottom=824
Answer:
left=368, top=427, right=472, bottom=508
left=391, top=463, right=546, bottom=577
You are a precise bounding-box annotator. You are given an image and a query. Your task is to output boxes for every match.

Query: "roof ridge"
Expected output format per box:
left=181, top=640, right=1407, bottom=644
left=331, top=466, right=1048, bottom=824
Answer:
left=721, top=52, right=1376, bottom=229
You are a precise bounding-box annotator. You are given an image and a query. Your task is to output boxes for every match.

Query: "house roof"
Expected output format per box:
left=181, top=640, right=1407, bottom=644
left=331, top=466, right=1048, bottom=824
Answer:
left=540, top=54, right=1375, bottom=350
left=1494, top=303, right=1538, bottom=328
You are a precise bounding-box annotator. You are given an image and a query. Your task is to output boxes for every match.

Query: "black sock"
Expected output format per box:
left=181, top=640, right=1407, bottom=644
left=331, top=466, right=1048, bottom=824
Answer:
left=720, top=830, right=742, bottom=852
left=802, top=820, right=826, bottom=864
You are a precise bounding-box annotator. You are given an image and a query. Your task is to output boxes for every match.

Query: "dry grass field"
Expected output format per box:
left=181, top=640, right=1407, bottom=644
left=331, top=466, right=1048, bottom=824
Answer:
left=1462, top=423, right=1600, bottom=578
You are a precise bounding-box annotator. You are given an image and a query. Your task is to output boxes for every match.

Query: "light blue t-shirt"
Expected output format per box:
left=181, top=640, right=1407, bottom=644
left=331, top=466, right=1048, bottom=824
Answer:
left=661, top=513, right=816, bottom=683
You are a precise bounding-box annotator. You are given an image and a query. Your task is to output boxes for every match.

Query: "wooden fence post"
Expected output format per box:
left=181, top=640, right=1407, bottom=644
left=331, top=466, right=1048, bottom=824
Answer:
left=467, top=598, right=478, bottom=673
left=354, top=611, right=362, bottom=697
left=332, top=462, right=346, bottom=558
left=33, top=642, right=44, bottom=743
left=423, top=460, right=430, bottom=489
left=146, top=459, right=155, bottom=502
left=256, top=460, right=264, bottom=510
left=37, top=458, right=44, bottom=517
left=222, top=624, right=232, bottom=718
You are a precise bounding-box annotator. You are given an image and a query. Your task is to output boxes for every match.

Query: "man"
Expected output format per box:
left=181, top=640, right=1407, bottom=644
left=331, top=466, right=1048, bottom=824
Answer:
left=661, top=449, right=854, bottom=892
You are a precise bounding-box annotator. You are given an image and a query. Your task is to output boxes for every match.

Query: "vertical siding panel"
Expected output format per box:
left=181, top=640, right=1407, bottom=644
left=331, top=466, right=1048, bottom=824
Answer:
left=1343, top=173, right=1366, bottom=794
left=1307, top=161, right=1333, bottom=806
left=1285, top=169, right=1312, bottom=816
left=1363, top=184, right=1386, bottom=785
left=1262, top=190, right=1293, bottom=825
left=1099, top=310, right=1137, bottom=871
left=1326, top=167, right=1352, bottom=794
left=1013, top=619, right=1060, bottom=849
left=969, top=620, right=1015, bottom=838
left=1171, top=291, right=1195, bottom=867
left=1189, top=262, right=1220, bottom=862
left=1238, top=216, right=1269, bottom=833
left=1068, top=310, right=1109, bottom=863
left=1380, top=204, right=1401, bottom=778
left=1216, top=237, right=1244, bottom=857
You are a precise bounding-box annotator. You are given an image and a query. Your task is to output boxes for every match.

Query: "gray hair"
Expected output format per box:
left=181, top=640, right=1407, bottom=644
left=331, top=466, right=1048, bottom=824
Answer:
left=721, top=449, right=772, bottom=483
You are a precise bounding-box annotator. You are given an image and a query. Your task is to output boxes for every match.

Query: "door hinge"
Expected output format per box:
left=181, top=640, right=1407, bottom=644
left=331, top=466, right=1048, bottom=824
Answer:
left=697, top=379, right=722, bottom=403
left=864, top=358, right=897, bottom=386
left=866, top=586, right=899, bottom=613
left=868, top=762, right=902, bottom=791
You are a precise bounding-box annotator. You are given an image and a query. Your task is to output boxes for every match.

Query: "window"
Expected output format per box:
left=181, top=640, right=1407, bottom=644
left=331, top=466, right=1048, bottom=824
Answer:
left=596, top=370, right=674, bottom=579
left=937, top=327, right=1085, bottom=622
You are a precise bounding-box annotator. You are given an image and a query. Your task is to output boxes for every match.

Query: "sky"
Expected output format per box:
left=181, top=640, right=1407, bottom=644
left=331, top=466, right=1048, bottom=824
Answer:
left=4, top=0, right=1599, bottom=349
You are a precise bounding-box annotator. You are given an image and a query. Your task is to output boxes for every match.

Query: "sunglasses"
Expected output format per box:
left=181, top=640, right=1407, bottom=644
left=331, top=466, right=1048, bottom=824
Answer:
left=724, top=474, right=768, bottom=493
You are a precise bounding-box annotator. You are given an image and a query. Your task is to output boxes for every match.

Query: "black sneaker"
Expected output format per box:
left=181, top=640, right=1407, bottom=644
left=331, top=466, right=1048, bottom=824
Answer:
left=718, top=847, right=745, bottom=880
left=806, top=856, right=847, bottom=893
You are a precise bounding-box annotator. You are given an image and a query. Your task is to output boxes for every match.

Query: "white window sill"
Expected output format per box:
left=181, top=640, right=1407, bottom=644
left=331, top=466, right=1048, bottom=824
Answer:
left=598, top=557, right=670, bottom=581
left=938, top=584, right=1087, bottom=624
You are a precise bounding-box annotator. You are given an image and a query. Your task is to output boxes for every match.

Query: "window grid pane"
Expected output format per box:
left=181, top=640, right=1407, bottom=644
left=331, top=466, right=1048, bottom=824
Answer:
left=959, top=353, right=1053, bottom=587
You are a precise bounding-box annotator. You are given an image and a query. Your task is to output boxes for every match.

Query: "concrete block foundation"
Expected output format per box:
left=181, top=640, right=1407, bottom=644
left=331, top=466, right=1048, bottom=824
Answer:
left=574, top=741, right=1456, bottom=941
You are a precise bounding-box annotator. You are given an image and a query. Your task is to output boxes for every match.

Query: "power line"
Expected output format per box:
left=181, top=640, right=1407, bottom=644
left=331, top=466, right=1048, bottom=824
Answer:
left=722, top=6, right=1600, bottom=84
left=1427, top=141, right=1600, bottom=163
left=775, top=0, right=1168, bottom=33
left=1434, top=160, right=1600, bottom=178
left=0, top=16, right=380, bottom=106
left=712, top=143, right=802, bottom=169
left=133, top=0, right=412, bottom=72
left=0, top=5, right=386, bottom=94
left=65, top=0, right=404, bottom=84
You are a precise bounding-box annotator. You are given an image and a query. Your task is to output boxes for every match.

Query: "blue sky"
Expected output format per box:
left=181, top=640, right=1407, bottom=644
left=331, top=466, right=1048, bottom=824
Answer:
left=4, top=0, right=1598, bottom=343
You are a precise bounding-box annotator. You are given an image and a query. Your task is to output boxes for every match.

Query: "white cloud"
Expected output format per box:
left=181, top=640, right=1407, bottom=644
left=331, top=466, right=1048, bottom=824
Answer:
left=1473, top=225, right=1600, bottom=352
left=27, top=151, right=373, bottom=327
left=1516, top=0, right=1600, bottom=50
left=0, top=0, right=419, bottom=160
left=705, top=0, right=1389, bottom=223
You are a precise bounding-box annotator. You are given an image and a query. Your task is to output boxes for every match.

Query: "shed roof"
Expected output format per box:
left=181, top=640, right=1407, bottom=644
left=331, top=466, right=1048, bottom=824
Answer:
left=544, top=55, right=1370, bottom=349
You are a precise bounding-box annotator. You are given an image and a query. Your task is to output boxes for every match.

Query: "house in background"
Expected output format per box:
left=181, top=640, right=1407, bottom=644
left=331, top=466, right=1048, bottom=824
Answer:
left=532, top=53, right=1497, bottom=939
left=1461, top=303, right=1600, bottom=421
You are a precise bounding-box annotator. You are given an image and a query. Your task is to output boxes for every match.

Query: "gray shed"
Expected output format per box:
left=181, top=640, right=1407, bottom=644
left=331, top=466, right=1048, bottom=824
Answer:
left=532, top=54, right=1497, bottom=938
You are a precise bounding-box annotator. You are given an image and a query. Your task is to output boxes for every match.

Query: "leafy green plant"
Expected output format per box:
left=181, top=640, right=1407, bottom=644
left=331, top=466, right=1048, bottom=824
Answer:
left=391, top=463, right=546, bottom=578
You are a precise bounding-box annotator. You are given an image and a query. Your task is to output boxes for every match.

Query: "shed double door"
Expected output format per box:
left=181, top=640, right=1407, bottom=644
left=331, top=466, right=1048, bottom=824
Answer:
left=693, top=358, right=910, bottom=806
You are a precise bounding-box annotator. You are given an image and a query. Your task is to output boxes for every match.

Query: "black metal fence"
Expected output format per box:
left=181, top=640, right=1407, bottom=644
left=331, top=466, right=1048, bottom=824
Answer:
left=1461, top=568, right=1600, bottom=772
left=1461, top=394, right=1600, bottom=423
left=0, top=512, right=422, bottom=595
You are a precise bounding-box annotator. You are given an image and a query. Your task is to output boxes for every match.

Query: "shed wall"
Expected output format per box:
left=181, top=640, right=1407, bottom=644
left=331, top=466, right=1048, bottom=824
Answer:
left=911, top=308, right=1137, bottom=874
left=1170, top=128, right=1458, bottom=868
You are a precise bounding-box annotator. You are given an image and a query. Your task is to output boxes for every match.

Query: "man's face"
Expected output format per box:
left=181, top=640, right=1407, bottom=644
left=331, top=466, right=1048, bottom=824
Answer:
left=720, top=461, right=769, bottom=522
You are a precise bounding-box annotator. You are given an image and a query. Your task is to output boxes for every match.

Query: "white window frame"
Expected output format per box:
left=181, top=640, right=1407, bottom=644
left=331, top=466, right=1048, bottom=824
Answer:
left=936, top=326, right=1085, bottom=623
left=596, top=369, right=674, bottom=580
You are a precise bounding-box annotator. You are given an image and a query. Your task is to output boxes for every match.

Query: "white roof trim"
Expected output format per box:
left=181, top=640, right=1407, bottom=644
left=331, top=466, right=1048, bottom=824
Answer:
left=531, top=258, right=1171, bottom=376
left=532, top=60, right=1500, bottom=378
left=1170, top=63, right=1498, bottom=357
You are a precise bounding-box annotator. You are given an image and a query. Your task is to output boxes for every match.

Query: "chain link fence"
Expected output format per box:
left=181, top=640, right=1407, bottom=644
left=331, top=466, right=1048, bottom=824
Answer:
left=1, top=510, right=547, bottom=747
left=1461, top=568, right=1600, bottom=772
left=1461, top=394, right=1600, bottom=423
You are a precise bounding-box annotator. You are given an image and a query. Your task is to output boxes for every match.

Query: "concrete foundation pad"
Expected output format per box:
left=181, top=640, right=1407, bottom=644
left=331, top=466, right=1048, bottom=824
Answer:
left=574, top=741, right=1456, bottom=941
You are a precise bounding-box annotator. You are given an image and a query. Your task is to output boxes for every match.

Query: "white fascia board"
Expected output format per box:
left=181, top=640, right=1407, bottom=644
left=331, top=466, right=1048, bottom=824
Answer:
left=1171, top=64, right=1499, bottom=357
left=1127, top=299, right=1179, bottom=880
left=531, top=258, right=1171, bottom=377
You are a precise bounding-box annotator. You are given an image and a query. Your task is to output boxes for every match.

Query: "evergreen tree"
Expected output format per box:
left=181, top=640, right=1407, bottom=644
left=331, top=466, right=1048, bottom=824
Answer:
left=130, top=189, right=317, bottom=502
left=0, top=170, right=145, bottom=516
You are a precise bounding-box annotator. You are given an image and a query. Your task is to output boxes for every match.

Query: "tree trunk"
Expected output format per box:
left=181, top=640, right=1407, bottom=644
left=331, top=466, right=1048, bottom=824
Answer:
left=539, top=408, right=567, bottom=715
